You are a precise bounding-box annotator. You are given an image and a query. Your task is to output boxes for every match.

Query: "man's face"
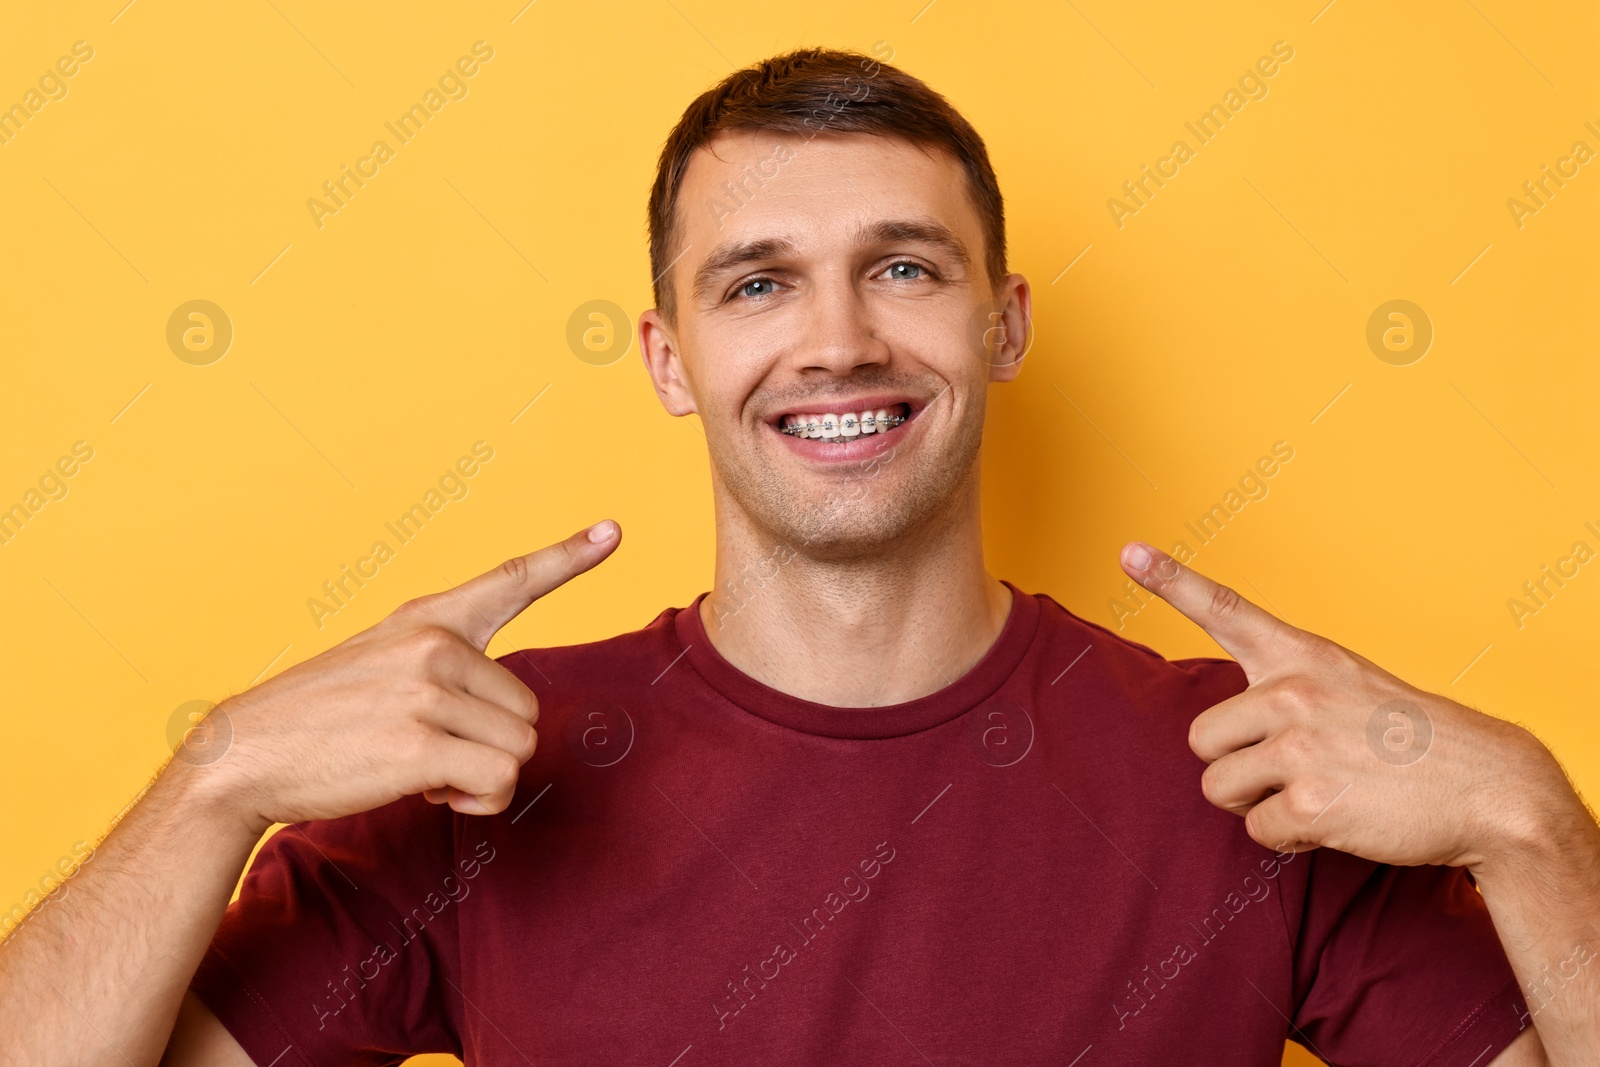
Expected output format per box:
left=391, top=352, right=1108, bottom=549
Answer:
left=639, top=129, right=1028, bottom=558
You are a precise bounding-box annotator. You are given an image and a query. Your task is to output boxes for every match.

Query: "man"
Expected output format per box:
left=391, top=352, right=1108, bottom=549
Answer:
left=2, top=48, right=1596, bottom=1067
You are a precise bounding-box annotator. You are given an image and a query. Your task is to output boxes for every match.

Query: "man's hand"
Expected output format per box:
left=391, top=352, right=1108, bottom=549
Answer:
left=1117, top=540, right=1571, bottom=868
left=192, top=520, right=621, bottom=835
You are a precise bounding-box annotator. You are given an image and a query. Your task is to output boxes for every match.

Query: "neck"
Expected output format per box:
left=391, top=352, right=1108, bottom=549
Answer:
left=699, top=479, right=1012, bottom=707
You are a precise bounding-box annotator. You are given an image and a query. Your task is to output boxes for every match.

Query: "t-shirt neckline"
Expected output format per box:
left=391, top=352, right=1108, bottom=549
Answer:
left=672, top=579, right=1041, bottom=740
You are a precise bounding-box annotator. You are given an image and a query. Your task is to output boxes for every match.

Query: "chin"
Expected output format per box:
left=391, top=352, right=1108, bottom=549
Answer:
left=750, top=468, right=964, bottom=561
left=775, top=510, right=921, bottom=560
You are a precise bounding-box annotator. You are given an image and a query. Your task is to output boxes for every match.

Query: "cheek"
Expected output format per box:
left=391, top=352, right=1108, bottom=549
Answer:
left=896, top=302, right=983, bottom=368
left=689, top=323, right=784, bottom=412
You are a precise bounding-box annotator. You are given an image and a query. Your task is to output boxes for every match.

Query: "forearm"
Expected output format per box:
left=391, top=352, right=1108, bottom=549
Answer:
left=0, top=759, right=263, bottom=1067
left=1471, top=753, right=1600, bottom=1066
left=0, top=528, right=606, bottom=1065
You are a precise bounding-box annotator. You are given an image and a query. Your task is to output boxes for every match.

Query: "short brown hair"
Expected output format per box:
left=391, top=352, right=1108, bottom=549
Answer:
left=647, top=47, right=1008, bottom=322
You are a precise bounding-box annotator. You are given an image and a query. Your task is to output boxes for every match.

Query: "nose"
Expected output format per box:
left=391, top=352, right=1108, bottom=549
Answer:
left=794, top=274, right=890, bottom=375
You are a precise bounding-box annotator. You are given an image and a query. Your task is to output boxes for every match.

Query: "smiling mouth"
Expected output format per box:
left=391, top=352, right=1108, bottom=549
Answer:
left=777, top=402, right=912, bottom=441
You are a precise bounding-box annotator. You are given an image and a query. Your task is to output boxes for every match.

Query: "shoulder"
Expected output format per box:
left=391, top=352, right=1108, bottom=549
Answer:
left=1022, top=585, right=1248, bottom=703
left=1013, top=587, right=1279, bottom=898
left=1007, top=585, right=1250, bottom=787
left=493, top=603, right=688, bottom=692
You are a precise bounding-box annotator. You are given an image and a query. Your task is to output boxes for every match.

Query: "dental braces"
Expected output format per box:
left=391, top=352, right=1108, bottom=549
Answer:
left=779, top=413, right=908, bottom=437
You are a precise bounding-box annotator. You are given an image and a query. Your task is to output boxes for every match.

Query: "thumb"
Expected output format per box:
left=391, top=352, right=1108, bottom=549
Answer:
left=421, top=519, right=621, bottom=651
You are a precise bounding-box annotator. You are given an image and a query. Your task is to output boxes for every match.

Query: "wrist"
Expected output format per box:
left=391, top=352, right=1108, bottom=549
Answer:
left=1468, top=728, right=1593, bottom=883
left=160, top=740, right=274, bottom=844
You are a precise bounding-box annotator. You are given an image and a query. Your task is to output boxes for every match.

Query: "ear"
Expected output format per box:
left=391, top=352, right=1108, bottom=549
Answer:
left=638, top=308, right=699, bottom=416
left=986, top=273, right=1033, bottom=385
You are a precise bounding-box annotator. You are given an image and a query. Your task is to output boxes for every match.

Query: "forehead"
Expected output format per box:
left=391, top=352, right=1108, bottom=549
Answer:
left=674, top=129, right=982, bottom=263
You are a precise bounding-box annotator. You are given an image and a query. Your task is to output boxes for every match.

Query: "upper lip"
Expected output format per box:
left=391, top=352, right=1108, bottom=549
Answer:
left=765, top=394, right=919, bottom=426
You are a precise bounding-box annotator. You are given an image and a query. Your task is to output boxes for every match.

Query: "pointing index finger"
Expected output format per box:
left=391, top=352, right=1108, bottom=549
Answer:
left=1119, top=540, right=1295, bottom=681
left=428, top=520, right=621, bottom=652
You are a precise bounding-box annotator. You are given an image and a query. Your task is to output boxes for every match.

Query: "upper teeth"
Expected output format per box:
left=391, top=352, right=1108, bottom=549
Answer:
left=779, top=408, right=906, bottom=439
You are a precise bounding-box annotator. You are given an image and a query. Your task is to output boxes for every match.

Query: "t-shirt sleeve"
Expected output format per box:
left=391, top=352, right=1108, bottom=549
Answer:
left=1287, top=847, right=1531, bottom=1066
left=190, top=793, right=471, bottom=1066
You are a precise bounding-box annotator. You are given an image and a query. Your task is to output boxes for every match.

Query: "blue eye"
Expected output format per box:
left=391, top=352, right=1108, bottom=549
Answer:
left=887, top=262, right=923, bottom=280
left=739, top=277, right=777, bottom=299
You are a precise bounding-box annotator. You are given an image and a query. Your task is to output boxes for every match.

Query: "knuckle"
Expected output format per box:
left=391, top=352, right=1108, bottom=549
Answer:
left=489, top=749, right=521, bottom=791
left=1296, top=632, right=1331, bottom=661
left=1188, top=722, right=1222, bottom=764
left=1199, top=764, right=1227, bottom=806
left=409, top=678, right=450, bottom=710
left=399, top=677, right=447, bottom=713
left=498, top=554, right=531, bottom=589
left=1299, top=635, right=1350, bottom=671
left=1208, top=583, right=1245, bottom=620
left=1274, top=725, right=1312, bottom=766
left=403, top=625, right=459, bottom=665
left=389, top=670, right=441, bottom=708
left=392, top=595, right=432, bottom=621
left=1269, top=676, right=1318, bottom=714
left=393, top=721, right=437, bottom=767
left=1282, top=786, right=1320, bottom=823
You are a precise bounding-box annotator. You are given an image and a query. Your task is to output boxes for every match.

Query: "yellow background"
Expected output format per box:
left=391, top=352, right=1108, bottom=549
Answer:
left=2, top=2, right=1595, bottom=1064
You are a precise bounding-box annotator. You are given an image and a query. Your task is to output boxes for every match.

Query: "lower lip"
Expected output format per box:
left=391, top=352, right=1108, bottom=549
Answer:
left=769, top=410, right=920, bottom=464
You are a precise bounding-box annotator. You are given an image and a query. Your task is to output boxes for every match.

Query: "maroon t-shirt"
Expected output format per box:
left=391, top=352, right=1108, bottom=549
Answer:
left=193, top=583, right=1530, bottom=1065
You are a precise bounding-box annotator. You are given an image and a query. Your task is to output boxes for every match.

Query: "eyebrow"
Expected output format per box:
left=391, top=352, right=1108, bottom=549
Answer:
left=689, top=217, right=974, bottom=302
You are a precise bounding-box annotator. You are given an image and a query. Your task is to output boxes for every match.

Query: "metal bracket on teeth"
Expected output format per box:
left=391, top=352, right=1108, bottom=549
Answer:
left=781, top=415, right=906, bottom=437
